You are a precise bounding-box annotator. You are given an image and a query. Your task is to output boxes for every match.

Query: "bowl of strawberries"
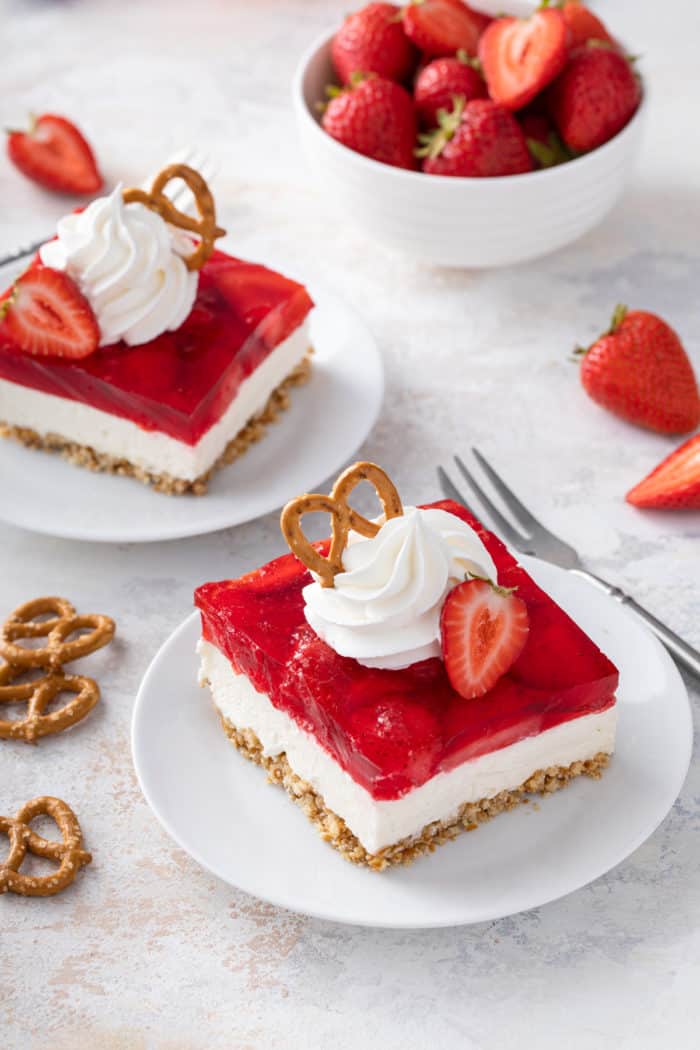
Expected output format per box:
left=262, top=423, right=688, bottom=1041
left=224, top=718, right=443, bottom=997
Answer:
left=293, top=1, right=646, bottom=268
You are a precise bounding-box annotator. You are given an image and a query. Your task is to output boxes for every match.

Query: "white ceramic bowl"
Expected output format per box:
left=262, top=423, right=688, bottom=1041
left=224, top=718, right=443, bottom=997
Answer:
left=292, top=31, right=647, bottom=268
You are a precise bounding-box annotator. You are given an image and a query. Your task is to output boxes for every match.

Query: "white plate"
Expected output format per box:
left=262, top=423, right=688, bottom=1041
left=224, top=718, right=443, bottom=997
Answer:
left=131, top=557, right=692, bottom=928
left=0, top=282, right=383, bottom=542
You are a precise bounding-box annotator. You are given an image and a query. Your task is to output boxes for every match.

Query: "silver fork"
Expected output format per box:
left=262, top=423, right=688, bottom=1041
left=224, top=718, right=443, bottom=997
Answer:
left=0, top=146, right=217, bottom=270
left=438, top=448, right=700, bottom=680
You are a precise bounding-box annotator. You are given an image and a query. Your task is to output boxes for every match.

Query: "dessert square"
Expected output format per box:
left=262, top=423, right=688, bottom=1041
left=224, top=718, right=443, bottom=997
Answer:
left=195, top=466, right=618, bottom=870
left=0, top=166, right=314, bottom=494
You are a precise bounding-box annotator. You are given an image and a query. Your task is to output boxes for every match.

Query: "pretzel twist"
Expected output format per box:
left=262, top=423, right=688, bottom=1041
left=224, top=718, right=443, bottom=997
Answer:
left=280, top=462, right=404, bottom=588
left=0, top=797, right=91, bottom=897
left=123, top=163, right=226, bottom=271
left=0, top=597, right=114, bottom=743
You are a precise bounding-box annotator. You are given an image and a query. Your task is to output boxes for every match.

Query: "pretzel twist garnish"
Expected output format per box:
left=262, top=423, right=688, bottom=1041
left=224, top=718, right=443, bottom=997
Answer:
left=280, top=462, right=404, bottom=587
left=122, top=163, right=226, bottom=271
left=0, top=597, right=114, bottom=743
left=0, top=797, right=92, bottom=897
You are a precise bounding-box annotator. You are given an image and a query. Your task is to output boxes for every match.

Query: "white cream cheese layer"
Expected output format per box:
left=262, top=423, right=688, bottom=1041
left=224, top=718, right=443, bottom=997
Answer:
left=0, top=320, right=309, bottom=481
left=198, top=639, right=617, bottom=855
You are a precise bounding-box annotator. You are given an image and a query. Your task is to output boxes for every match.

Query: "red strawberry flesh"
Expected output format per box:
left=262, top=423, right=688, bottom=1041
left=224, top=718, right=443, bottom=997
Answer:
left=626, top=436, right=700, bottom=510
left=6, top=114, right=103, bottom=195
left=0, top=266, right=99, bottom=359
left=478, top=9, right=569, bottom=111
left=440, top=578, right=530, bottom=699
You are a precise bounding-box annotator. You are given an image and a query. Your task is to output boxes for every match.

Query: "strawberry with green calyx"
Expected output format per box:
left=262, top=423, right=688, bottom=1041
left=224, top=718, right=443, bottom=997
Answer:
left=626, top=436, right=700, bottom=511
left=519, top=108, right=571, bottom=168
left=478, top=7, right=569, bottom=111
left=321, top=73, right=418, bottom=170
left=331, top=3, right=418, bottom=85
left=576, top=305, right=700, bottom=435
left=556, top=1, right=616, bottom=50
left=6, top=113, right=103, bottom=195
left=0, top=266, right=100, bottom=359
left=414, top=49, right=486, bottom=126
left=440, top=576, right=530, bottom=700
left=418, top=96, right=532, bottom=177
left=403, top=0, right=491, bottom=59
left=547, top=41, right=641, bottom=152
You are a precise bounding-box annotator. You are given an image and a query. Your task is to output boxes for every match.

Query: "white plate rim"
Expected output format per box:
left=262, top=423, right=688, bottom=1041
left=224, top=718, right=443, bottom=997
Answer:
left=131, top=557, right=693, bottom=929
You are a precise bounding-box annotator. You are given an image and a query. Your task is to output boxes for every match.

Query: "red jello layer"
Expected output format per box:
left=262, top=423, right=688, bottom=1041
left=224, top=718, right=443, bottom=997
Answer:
left=0, top=251, right=313, bottom=445
left=195, top=501, right=619, bottom=802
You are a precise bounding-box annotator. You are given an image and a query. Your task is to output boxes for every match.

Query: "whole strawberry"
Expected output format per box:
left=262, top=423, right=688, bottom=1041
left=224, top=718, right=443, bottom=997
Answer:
left=578, top=306, right=700, bottom=435
left=559, top=1, right=615, bottom=50
left=419, top=97, right=532, bottom=177
left=331, top=3, right=417, bottom=85
left=626, top=435, right=700, bottom=510
left=414, top=51, right=486, bottom=126
left=548, top=44, right=641, bottom=152
left=322, top=75, right=418, bottom=170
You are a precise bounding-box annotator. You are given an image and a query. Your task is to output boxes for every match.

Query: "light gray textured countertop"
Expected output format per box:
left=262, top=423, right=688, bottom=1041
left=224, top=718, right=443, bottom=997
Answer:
left=1, top=1, right=698, bottom=1047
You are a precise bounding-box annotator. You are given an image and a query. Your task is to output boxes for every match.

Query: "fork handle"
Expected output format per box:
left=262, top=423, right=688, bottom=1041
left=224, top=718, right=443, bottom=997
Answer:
left=0, top=238, right=46, bottom=270
left=572, top=569, right=700, bottom=680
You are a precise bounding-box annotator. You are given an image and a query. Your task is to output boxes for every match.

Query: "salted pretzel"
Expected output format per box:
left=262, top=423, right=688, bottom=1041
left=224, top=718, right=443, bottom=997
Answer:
left=0, top=597, right=114, bottom=671
left=123, top=163, right=226, bottom=271
left=0, top=664, right=99, bottom=743
left=280, top=462, right=404, bottom=588
left=0, top=597, right=114, bottom=743
left=0, top=796, right=92, bottom=897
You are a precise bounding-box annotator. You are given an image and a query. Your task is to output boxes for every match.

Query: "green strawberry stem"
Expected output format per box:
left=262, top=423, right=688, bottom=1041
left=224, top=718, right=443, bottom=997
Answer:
left=573, top=304, right=628, bottom=360
left=456, top=49, right=482, bottom=73
left=0, top=291, right=16, bottom=321
left=607, top=303, right=628, bottom=334
left=466, top=572, right=519, bottom=598
left=416, top=94, right=466, bottom=160
left=527, top=133, right=571, bottom=169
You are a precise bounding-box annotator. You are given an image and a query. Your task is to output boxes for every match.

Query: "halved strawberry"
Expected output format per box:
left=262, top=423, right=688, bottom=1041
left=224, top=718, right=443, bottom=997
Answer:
left=414, top=51, right=486, bottom=126
left=626, top=436, right=700, bottom=510
left=478, top=9, right=569, bottom=111
left=6, top=114, right=103, bottom=195
left=403, top=0, right=491, bottom=59
left=0, top=266, right=100, bottom=359
left=440, top=578, right=530, bottom=699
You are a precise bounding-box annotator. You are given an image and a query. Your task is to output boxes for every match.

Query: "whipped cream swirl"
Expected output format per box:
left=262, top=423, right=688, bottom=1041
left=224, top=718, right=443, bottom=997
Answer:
left=40, top=186, right=198, bottom=347
left=303, top=507, right=498, bottom=670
